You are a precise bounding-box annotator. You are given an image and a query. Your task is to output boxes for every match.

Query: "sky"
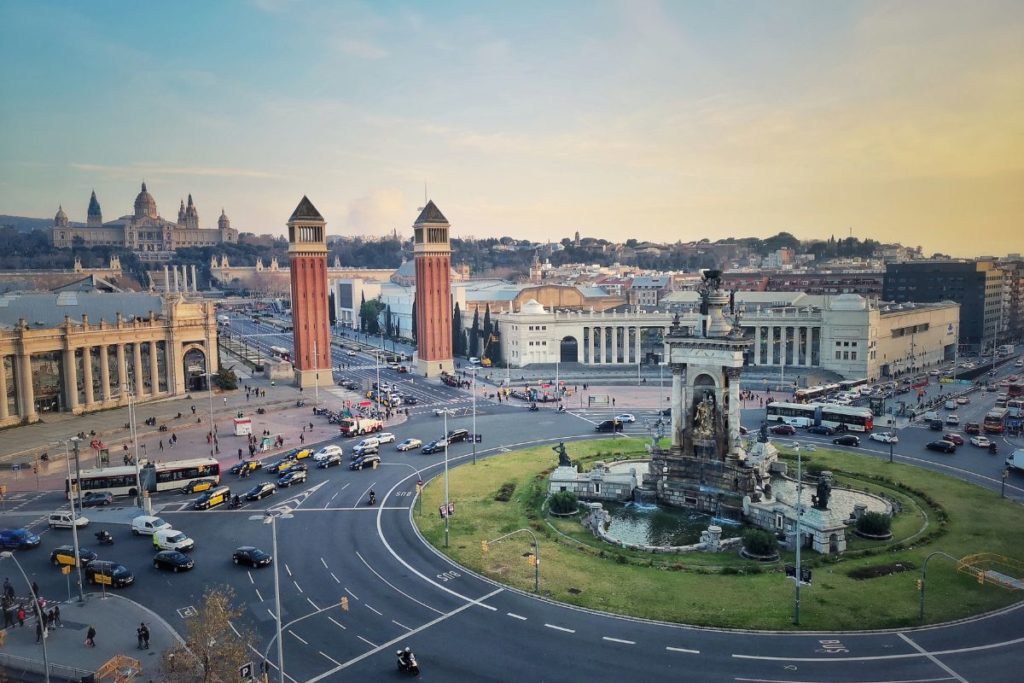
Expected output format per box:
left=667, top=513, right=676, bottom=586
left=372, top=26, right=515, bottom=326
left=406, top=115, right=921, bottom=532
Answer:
left=1, top=0, right=1021, bottom=256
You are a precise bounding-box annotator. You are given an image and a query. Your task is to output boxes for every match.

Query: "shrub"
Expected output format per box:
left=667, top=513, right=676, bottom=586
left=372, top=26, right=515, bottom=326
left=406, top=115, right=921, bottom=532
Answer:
left=856, top=512, right=892, bottom=536
left=742, top=529, right=778, bottom=556
left=494, top=482, right=516, bottom=502
left=549, top=491, right=579, bottom=514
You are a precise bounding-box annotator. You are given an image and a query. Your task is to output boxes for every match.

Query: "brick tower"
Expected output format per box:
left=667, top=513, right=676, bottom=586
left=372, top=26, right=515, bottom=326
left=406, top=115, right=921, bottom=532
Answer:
left=413, top=200, right=454, bottom=377
left=287, top=196, right=331, bottom=388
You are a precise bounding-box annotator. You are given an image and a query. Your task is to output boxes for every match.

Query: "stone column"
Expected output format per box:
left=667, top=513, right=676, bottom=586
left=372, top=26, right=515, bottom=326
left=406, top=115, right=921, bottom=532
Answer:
left=99, top=345, right=111, bottom=401
left=62, top=346, right=79, bottom=413
left=116, top=344, right=127, bottom=399
left=806, top=327, right=814, bottom=366
left=635, top=326, right=642, bottom=364
left=18, top=351, right=36, bottom=421
left=82, top=346, right=94, bottom=406
left=593, top=327, right=601, bottom=364
left=671, top=363, right=685, bottom=446
left=781, top=326, right=788, bottom=367
left=0, top=355, right=8, bottom=420
left=149, top=341, right=160, bottom=396
left=725, top=367, right=742, bottom=452
left=612, top=326, right=619, bottom=364
left=754, top=326, right=762, bottom=365
left=133, top=343, right=144, bottom=397
left=191, top=265, right=198, bottom=293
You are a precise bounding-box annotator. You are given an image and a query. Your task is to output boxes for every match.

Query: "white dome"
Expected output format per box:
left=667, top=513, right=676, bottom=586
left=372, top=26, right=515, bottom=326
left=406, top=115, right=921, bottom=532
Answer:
left=520, top=299, right=547, bottom=315
left=829, top=293, right=866, bottom=311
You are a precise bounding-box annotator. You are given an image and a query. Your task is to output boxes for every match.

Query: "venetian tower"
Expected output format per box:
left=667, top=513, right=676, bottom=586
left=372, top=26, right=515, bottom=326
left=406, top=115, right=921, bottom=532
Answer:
left=287, top=196, right=331, bottom=388
left=413, top=200, right=454, bottom=377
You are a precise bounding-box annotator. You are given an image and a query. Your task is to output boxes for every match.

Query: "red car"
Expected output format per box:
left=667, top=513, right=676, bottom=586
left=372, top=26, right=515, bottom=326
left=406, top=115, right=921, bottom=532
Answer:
left=770, top=424, right=797, bottom=436
left=964, top=423, right=981, bottom=435
left=943, top=433, right=964, bottom=446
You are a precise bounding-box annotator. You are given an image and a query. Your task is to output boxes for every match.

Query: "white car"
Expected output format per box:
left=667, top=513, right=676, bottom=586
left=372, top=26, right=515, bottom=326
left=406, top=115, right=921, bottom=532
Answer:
left=615, top=414, right=636, bottom=423
left=377, top=432, right=396, bottom=444
left=970, top=435, right=991, bottom=448
left=48, top=511, right=89, bottom=529
left=396, top=438, right=423, bottom=452
left=1016, top=359, right=1023, bottom=367
left=313, top=445, right=343, bottom=462
left=131, top=515, right=171, bottom=536
left=346, top=350, right=357, bottom=356
left=870, top=432, right=899, bottom=444
left=946, top=414, right=960, bottom=425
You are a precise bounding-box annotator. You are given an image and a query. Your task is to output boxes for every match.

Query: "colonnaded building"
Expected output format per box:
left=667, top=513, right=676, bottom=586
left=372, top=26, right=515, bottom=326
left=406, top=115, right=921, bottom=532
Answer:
left=494, top=292, right=960, bottom=381
left=51, top=182, right=238, bottom=259
left=0, top=291, right=218, bottom=427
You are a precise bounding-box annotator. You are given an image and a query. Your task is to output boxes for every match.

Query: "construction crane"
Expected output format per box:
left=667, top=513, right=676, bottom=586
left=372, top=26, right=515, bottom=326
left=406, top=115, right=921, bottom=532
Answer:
left=481, top=333, right=499, bottom=367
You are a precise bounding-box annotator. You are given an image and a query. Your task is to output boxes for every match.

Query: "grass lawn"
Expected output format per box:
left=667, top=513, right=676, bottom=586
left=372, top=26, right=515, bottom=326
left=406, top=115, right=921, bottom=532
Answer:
left=415, top=437, right=1024, bottom=630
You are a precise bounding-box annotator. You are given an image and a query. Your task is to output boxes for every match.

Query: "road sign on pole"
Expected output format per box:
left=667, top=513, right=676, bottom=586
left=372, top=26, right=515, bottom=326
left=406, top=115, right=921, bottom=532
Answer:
left=239, top=661, right=253, bottom=682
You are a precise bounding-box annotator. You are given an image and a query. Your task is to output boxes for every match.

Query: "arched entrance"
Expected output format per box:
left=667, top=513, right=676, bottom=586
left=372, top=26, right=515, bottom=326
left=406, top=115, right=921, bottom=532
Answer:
left=560, top=336, right=579, bottom=363
left=182, top=348, right=209, bottom=392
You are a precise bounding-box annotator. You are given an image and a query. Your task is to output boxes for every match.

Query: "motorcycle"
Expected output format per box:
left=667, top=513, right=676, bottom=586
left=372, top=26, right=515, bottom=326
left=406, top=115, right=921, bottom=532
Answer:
left=94, top=531, right=114, bottom=546
left=368, top=493, right=377, bottom=506
left=529, top=404, right=539, bottom=412
left=229, top=495, right=242, bottom=509
left=989, top=442, right=998, bottom=455
left=296, top=400, right=306, bottom=408
left=396, top=649, right=419, bottom=675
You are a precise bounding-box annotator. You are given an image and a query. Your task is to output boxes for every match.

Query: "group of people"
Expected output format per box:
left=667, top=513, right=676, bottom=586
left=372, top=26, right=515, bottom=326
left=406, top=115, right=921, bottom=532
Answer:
left=1, top=578, right=63, bottom=643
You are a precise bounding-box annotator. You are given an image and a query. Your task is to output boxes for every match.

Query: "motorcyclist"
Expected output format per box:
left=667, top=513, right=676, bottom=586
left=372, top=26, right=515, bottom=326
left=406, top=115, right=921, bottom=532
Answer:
left=368, top=490, right=377, bottom=505
left=398, top=647, right=414, bottom=667
left=232, top=494, right=241, bottom=507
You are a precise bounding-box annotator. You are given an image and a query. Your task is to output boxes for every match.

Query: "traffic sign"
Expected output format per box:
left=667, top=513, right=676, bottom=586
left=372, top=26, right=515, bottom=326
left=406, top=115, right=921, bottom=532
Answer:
left=474, top=434, right=483, bottom=443
left=239, top=661, right=253, bottom=682
left=439, top=502, right=455, bottom=518
left=61, top=566, right=71, bottom=575
left=95, top=573, right=112, bottom=586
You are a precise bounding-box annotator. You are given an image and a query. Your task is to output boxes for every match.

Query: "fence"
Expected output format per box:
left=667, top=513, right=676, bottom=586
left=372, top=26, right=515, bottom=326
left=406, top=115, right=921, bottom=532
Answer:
left=0, top=651, right=94, bottom=683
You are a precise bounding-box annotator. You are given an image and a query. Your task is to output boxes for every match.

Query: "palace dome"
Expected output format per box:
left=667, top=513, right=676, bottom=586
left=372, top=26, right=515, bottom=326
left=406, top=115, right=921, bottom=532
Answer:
left=134, top=182, right=158, bottom=219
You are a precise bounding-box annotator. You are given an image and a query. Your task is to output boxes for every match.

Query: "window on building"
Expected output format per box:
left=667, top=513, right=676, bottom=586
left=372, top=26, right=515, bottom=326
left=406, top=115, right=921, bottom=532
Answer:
left=851, top=352, right=857, bottom=360
left=835, top=351, right=841, bottom=360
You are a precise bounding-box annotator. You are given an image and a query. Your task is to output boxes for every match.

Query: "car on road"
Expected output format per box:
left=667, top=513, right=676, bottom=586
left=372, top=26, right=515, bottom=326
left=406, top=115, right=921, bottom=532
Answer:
left=944, top=400, right=957, bottom=410
left=244, top=482, right=276, bottom=501
left=229, top=460, right=262, bottom=475
left=421, top=439, right=447, bottom=454
left=396, top=438, right=423, bottom=452
left=80, top=491, right=114, bottom=507
left=870, top=432, right=899, bottom=444
left=180, top=478, right=217, bottom=495
left=265, top=458, right=294, bottom=475
left=926, top=440, right=957, bottom=454
left=403, top=396, right=418, bottom=405
left=832, top=435, right=861, bottom=447
left=447, top=428, right=471, bottom=443
left=595, top=420, right=624, bottom=433
left=313, top=445, right=343, bottom=462
left=807, top=425, right=836, bottom=436
left=956, top=396, right=970, bottom=405
left=233, top=546, right=273, bottom=568
left=317, top=453, right=343, bottom=468
left=339, top=379, right=358, bottom=390
left=346, top=349, right=357, bottom=356
left=84, top=560, right=134, bottom=587
left=964, top=422, right=981, bottom=435
left=279, top=461, right=308, bottom=476
left=50, top=545, right=97, bottom=567
left=945, top=414, right=960, bottom=425
left=943, top=433, right=965, bottom=446
left=615, top=414, right=637, bottom=423
left=350, top=453, right=381, bottom=470
left=286, top=448, right=312, bottom=461
left=153, top=550, right=194, bottom=573
left=48, top=511, right=89, bottom=529
left=352, top=438, right=381, bottom=456
left=131, top=516, right=171, bottom=536
left=193, top=486, right=232, bottom=510
left=154, top=529, right=195, bottom=552
left=970, top=435, right=992, bottom=448
left=377, top=432, right=397, bottom=444
left=929, top=419, right=944, bottom=430
left=0, top=528, right=41, bottom=550
left=770, top=424, right=797, bottom=436
left=277, top=470, right=307, bottom=487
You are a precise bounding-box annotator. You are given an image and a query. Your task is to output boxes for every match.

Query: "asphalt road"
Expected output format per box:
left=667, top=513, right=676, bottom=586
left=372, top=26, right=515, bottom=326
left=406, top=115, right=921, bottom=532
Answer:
left=3, top=332, right=1023, bottom=681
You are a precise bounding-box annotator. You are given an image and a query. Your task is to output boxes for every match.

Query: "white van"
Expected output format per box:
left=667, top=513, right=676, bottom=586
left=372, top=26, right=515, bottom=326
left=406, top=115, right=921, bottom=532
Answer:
left=1006, top=448, right=1024, bottom=472
left=131, top=515, right=171, bottom=536
left=154, top=529, right=195, bottom=552
left=48, top=511, right=89, bottom=529
left=782, top=416, right=813, bottom=428
left=352, top=438, right=380, bottom=456
left=313, top=445, right=343, bottom=462
left=944, top=400, right=957, bottom=410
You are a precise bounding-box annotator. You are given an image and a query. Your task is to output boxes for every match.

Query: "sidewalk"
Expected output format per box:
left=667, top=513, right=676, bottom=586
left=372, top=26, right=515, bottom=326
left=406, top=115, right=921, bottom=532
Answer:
left=0, top=592, right=182, bottom=682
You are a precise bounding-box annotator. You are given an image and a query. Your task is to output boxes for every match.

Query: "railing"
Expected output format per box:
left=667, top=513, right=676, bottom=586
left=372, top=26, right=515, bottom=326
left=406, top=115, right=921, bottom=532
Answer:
left=0, top=651, right=93, bottom=683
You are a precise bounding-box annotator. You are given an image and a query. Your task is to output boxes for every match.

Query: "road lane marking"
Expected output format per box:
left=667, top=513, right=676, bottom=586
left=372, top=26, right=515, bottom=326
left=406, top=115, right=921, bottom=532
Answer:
left=247, top=571, right=254, bottom=584
left=329, top=616, right=346, bottom=630
left=357, top=635, right=377, bottom=647
left=667, top=646, right=700, bottom=654
left=288, top=629, right=308, bottom=645
left=306, top=587, right=504, bottom=683
left=545, top=623, right=575, bottom=634
left=319, top=650, right=342, bottom=666
left=255, top=588, right=264, bottom=602
left=355, top=551, right=444, bottom=615
left=293, top=580, right=303, bottom=593
left=365, top=604, right=382, bottom=616
left=321, top=557, right=329, bottom=569
left=392, top=619, right=411, bottom=630
left=345, top=587, right=359, bottom=600
left=897, top=633, right=968, bottom=683
left=246, top=644, right=300, bottom=683
left=267, top=608, right=276, bottom=620
left=340, top=482, right=350, bottom=490
left=285, top=564, right=292, bottom=577
left=330, top=572, right=341, bottom=584
left=731, top=633, right=1024, bottom=661
left=507, top=612, right=527, bottom=620
left=734, top=679, right=954, bottom=683
left=307, top=597, right=319, bottom=610
left=603, top=636, right=635, bottom=645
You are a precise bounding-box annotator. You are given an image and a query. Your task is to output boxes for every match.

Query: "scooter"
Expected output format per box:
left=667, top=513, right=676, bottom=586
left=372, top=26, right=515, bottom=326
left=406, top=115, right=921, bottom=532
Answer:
left=989, top=442, right=998, bottom=455
left=94, top=531, right=114, bottom=546
left=529, top=404, right=539, bottom=412
left=396, top=650, right=420, bottom=675
left=368, top=493, right=377, bottom=506
left=229, top=495, right=242, bottom=509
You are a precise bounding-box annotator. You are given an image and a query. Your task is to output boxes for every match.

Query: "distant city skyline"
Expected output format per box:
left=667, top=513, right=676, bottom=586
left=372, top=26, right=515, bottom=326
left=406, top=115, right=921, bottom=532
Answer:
left=1, top=1, right=1020, bottom=257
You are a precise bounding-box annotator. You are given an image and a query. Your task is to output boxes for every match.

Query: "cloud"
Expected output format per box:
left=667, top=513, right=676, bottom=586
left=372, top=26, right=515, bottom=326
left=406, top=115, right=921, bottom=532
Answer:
left=336, top=39, right=389, bottom=60
left=344, top=188, right=407, bottom=235
left=69, top=163, right=281, bottom=179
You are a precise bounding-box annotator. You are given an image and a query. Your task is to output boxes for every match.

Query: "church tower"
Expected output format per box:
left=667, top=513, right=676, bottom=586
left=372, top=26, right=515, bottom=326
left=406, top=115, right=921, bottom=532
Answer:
left=287, top=196, right=331, bottom=388
left=413, top=200, right=454, bottom=377
left=87, top=191, right=102, bottom=227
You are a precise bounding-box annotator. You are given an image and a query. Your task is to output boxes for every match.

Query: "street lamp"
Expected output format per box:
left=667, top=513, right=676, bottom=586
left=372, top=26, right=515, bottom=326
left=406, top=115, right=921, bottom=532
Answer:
left=467, top=366, right=479, bottom=465
left=442, top=408, right=451, bottom=548
left=206, top=370, right=218, bottom=456
left=62, top=439, right=85, bottom=602
left=793, top=441, right=803, bottom=626
left=121, top=382, right=144, bottom=506
left=258, top=506, right=293, bottom=683
left=1, top=551, right=50, bottom=682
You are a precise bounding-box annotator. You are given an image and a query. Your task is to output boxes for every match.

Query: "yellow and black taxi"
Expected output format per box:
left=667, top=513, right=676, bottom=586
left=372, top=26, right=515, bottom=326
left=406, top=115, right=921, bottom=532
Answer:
left=233, top=546, right=273, bottom=568
left=193, top=485, right=232, bottom=510
left=153, top=550, right=195, bottom=573
left=84, top=560, right=134, bottom=588
left=180, top=478, right=217, bottom=495
left=50, top=545, right=97, bottom=567
left=265, top=458, right=293, bottom=475
left=279, top=461, right=307, bottom=477
left=229, top=460, right=263, bottom=475
left=288, top=448, right=312, bottom=461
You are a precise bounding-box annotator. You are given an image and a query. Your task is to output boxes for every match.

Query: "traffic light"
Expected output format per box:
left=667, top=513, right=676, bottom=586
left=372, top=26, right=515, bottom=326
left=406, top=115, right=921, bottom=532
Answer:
left=916, top=579, right=923, bottom=591
left=340, top=596, right=349, bottom=611
left=481, top=540, right=489, bottom=553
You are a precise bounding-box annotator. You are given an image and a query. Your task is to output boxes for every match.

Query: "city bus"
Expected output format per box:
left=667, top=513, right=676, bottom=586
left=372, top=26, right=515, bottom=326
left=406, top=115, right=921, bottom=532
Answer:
left=766, top=402, right=874, bottom=432
left=794, top=386, right=831, bottom=403
left=1008, top=399, right=1024, bottom=419
left=270, top=345, right=291, bottom=362
left=838, top=378, right=869, bottom=392
left=983, top=408, right=1008, bottom=434
left=66, top=457, right=221, bottom=499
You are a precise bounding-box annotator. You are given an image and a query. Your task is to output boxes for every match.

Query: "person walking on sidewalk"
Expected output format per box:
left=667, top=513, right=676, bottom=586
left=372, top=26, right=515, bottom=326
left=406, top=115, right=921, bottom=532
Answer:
left=137, top=623, right=145, bottom=649
left=17, top=607, right=25, bottom=627
left=141, top=623, right=150, bottom=649
left=85, top=625, right=96, bottom=647
left=36, top=619, right=43, bottom=643
left=52, top=604, right=61, bottom=627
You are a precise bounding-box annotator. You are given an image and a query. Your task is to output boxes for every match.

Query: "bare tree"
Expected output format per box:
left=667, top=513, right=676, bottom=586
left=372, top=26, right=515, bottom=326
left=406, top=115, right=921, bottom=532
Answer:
left=160, top=584, right=256, bottom=683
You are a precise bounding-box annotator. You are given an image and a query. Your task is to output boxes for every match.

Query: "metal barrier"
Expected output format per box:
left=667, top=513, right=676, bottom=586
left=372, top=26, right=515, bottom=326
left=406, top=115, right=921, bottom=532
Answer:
left=0, top=651, right=94, bottom=682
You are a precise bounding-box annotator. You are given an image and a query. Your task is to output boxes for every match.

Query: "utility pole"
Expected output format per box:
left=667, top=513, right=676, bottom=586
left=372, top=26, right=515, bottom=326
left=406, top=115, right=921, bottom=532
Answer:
left=64, top=439, right=85, bottom=602
left=793, top=442, right=803, bottom=625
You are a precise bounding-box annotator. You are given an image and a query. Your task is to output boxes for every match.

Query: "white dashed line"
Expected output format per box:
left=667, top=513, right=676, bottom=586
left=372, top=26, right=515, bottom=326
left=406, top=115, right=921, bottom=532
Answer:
left=285, top=564, right=293, bottom=577
left=667, top=646, right=701, bottom=655
left=255, top=588, right=264, bottom=602
left=247, top=571, right=254, bottom=584
left=320, top=650, right=342, bottom=666
left=507, top=612, right=527, bottom=621
left=289, top=629, right=308, bottom=645
left=307, top=597, right=319, bottom=610
left=328, top=616, right=346, bottom=631
left=365, top=604, right=383, bottom=616
left=293, top=580, right=303, bottom=593
left=345, top=587, right=359, bottom=600
left=321, top=557, right=329, bottom=569
left=357, top=635, right=377, bottom=647
left=267, top=608, right=276, bottom=620
left=897, top=633, right=968, bottom=683
left=602, top=636, right=635, bottom=645
left=545, top=624, right=575, bottom=634
left=331, top=572, right=341, bottom=584
left=392, top=620, right=411, bottom=630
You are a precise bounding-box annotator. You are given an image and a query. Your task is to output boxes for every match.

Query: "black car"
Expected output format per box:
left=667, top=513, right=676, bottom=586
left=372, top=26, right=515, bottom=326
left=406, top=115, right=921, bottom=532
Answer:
left=350, top=453, right=381, bottom=470
left=929, top=419, right=944, bottom=431
left=278, top=470, right=307, bottom=487
left=318, top=453, right=343, bottom=468
left=229, top=460, right=263, bottom=475
left=832, top=435, right=861, bottom=447
left=244, top=483, right=276, bottom=501
left=770, top=424, right=797, bottom=436
left=50, top=545, right=97, bottom=568
left=80, top=491, right=114, bottom=507
left=595, top=420, right=624, bottom=433
left=926, top=440, right=957, bottom=453
left=421, top=439, right=448, bottom=454
left=84, top=560, right=134, bottom=588
left=279, top=461, right=308, bottom=476
left=660, top=407, right=671, bottom=417
left=266, top=458, right=293, bottom=475
left=153, top=550, right=194, bottom=572
left=447, top=428, right=470, bottom=443
left=807, top=425, right=836, bottom=436
left=403, top=396, right=418, bottom=405
left=233, top=546, right=273, bottom=568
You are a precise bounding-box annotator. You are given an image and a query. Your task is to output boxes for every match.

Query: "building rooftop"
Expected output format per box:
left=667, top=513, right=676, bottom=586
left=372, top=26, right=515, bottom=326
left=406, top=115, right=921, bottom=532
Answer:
left=0, top=292, right=165, bottom=330
left=414, top=200, right=448, bottom=225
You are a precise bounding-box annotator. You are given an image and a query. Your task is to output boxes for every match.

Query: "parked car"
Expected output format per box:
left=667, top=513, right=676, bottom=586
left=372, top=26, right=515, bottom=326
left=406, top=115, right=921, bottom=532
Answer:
left=80, top=492, right=114, bottom=507
left=943, top=433, right=964, bottom=446
left=153, top=550, right=194, bottom=572
left=317, top=453, right=343, bottom=468
left=869, top=432, right=898, bottom=444
left=807, top=425, right=836, bottom=436
left=0, top=528, right=41, bottom=550
left=233, top=546, right=273, bottom=567
left=350, top=453, right=381, bottom=470
left=278, top=470, right=307, bottom=487
left=926, top=440, right=957, bottom=454
left=832, top=435, right=860, bottom=447
left=770, top=424, right=797, bottom=436
left=396, top=438, right=423, bottom=452
left=970, top=435, right=992, bottom=448
left=595, top=420, right=623, bottom=433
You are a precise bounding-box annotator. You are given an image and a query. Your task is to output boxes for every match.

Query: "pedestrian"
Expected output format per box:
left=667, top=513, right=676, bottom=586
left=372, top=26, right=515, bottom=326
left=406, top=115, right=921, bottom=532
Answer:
left=31, top=581, right=38, bottom=599
left=612, top=397, right=616, bottom=407
left=17, top=607, right=25, bottom=627
left=52, top=604, right=61, bottom=627
left=159, top=439, right=164, bottom=452
left=300, top=433, right=305, bottom=444
left=3, top=605, right=12, bottom=629
left=36, top=619, right=43, bottom=642
left=191, top=405, right=196, bottom=415
left=141, top=623, right=150, bottom=649
left=238, top=448, right=243, bottom=461
left=137, top=623, right=145, bottom=649
left=2, top=578, right=11, bottom=600
left=85, top=625, right=96, bottom=647
left=171, top=433, right=177, bottom=445
left=309, top=422, right=313, bottom=431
